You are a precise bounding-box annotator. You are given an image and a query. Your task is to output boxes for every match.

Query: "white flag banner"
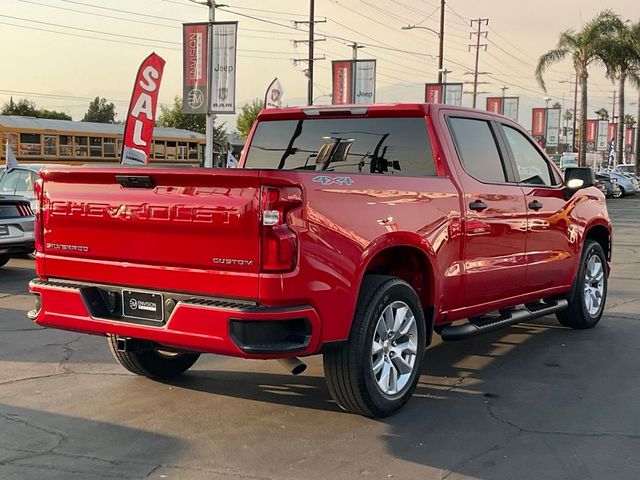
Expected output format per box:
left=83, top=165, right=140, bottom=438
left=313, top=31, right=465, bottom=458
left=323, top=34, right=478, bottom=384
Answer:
left=209, top=22, right=238, bottom=114
left=5, top=141, right=18, bottom=172
left=545, top=108, right=561, bottom=147
left=444, top=83, right=463, bottom=106
left=353, top=60, right=376, bottom=104
left=502, top=97, right=519, bottom=122
left=596, top=119, right=609, bottom=152
left=226, top=150, right=238, bottom=168
left=264, top=77, right=283, bottom=109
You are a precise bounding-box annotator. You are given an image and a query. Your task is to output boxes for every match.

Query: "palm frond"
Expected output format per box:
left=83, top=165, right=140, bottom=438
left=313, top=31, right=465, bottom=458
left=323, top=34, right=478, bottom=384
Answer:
left=536, top=48, right=568, bottom=92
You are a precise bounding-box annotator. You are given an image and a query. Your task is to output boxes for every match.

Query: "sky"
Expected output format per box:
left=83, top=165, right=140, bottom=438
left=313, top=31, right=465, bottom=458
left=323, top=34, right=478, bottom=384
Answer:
left=0, top=0, right=638, bottom=131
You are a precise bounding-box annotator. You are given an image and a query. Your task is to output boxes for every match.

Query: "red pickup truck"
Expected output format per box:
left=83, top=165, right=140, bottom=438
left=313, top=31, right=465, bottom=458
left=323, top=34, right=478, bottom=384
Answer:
left=28, top=104, right=611, bottom=417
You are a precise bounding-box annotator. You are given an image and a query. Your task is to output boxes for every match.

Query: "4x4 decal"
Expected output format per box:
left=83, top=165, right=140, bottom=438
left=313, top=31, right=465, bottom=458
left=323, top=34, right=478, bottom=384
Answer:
left=312, top=175, right=354, bottom=186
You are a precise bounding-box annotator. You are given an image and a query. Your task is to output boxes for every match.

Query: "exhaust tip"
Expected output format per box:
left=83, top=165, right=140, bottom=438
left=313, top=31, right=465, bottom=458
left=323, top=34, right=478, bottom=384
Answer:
left=277, top=357, right=307, bottom=375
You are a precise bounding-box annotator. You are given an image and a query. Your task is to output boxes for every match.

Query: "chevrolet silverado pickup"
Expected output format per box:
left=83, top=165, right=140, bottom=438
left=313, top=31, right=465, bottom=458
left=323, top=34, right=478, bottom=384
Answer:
left=28, top=104, right=612, bottom=417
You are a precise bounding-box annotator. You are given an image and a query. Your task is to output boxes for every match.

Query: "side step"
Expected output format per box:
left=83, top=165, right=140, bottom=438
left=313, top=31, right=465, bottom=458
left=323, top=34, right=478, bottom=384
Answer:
left=440, top=298, right=569, bottom=342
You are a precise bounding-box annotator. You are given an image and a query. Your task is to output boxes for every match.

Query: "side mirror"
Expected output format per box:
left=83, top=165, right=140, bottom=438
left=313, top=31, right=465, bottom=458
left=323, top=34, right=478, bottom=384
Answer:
left=564, top=167, right=595, bottom=199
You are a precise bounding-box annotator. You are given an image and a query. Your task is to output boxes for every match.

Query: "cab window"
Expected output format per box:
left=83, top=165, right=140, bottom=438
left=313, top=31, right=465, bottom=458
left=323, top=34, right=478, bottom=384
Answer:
left=501, top=125, right=555, bottom=186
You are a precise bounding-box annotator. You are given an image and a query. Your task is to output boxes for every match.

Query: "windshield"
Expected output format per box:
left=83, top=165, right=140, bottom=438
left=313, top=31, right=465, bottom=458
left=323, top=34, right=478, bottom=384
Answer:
left=244, top=117, right=436, bottom=177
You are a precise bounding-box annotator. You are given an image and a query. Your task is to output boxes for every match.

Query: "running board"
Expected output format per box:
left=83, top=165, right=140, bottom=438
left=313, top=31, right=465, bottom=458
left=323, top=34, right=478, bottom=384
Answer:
left=440, top=299, right=569, bottom=342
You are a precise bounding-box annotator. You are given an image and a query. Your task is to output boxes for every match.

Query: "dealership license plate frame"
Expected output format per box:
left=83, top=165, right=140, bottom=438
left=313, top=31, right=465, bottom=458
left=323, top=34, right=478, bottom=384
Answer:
left=122, top=289, right=164, bottom=322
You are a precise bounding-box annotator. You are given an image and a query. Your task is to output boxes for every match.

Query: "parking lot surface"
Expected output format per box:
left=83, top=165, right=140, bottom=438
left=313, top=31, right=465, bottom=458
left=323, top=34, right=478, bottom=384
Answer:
left=0, top=197, right=639, bottom=480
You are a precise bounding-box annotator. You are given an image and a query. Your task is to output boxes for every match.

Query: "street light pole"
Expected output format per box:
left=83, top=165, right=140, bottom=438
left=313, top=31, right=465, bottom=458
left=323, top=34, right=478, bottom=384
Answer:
left=205, top=0, right=216, bottom=168
left=438, top=0, right=445, bottom=84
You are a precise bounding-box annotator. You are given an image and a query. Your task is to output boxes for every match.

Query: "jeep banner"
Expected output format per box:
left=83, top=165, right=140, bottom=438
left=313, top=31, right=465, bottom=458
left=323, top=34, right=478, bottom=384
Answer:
left=502, top=97, right=519, bottom=121
left=597, top=119, right=609, bottom=152
left=353, top=60, right=376, bottom=104
left=209, top=22, right=238, bottom=114
left=121, top=52, right=166, bottom=165
left=545, top=108, right=561, bottom=147
left=182, top=23, right=208, bottom=114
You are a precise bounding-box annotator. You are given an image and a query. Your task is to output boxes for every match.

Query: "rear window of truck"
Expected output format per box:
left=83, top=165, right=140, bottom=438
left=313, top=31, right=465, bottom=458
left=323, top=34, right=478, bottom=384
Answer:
left=244, top=117, right=437, bottom=177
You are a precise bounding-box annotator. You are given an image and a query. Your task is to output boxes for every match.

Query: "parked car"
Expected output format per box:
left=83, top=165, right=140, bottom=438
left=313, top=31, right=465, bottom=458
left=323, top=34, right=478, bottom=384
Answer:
left=0, top=194, right=34, bottom=266
left=0, top=164, right=44, bottom=211
left=614, top=164, right=637, bottom=177
left=603, top=170, right=639, bottom=196
left=28, top=104, right=612, bottom=417
left=595, top=173, right=622, bottom=198
left=559, top=154, right=578, bottom=171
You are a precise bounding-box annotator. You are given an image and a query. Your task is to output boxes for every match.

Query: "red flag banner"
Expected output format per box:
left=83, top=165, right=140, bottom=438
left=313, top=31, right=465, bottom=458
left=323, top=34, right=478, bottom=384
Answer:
left=182, top=23, right=208, bottom=114
left=121, top=53, right=166, bottom=165
left=425, top=84, right=444, bottom=104
left=585, top=120, right=598, bottom=144
left=625, top=127, right=635, bottom=150
left=607, top=123, right=617, bottom=143
left=531, top=108, right=546, bottom=137
left=486, top=97, right=502, bottom=114
left=332, top=61, right=353, bottom=105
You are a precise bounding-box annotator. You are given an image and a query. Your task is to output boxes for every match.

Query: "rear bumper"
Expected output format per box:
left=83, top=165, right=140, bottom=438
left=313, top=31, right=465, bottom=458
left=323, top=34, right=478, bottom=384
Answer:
left=0, top=218, right=34, bottom=254
left=28, top=279, right=321, bottom=358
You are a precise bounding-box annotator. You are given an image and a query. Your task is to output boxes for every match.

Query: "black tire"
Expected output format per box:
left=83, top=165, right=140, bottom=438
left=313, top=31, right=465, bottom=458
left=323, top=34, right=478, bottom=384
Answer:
left=0, top=254, right=10, bottom=268
left=323, top=275, right=426, bottom=418
left=556, top=240, right=608, bottom=329
left=107, top=335, right=200, bottom=379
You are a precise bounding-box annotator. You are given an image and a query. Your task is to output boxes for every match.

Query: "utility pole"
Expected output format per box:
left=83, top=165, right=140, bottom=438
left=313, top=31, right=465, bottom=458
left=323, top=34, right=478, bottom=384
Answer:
left=500, top=85, right=508, bottom=115
left=437, top=0, right=445, bottom=84
left=292, top=1, right=326, bottom=105
left=205, top=0, right=216, bottom=168
left=348, top=42, right=365, bottom=60
left=469, top=18, right=489, bottom=109
left=572, top=76, right=578, bottom=152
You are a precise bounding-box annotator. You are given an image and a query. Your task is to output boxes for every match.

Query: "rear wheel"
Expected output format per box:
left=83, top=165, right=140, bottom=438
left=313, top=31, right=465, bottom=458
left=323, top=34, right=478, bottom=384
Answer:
left=323, top=275, right=426, bottom=417
left=0, top=254, right=10, bottom=268
left=107, top=335, right=200, bottom=379
left=556, top=240, right=607, bottom=329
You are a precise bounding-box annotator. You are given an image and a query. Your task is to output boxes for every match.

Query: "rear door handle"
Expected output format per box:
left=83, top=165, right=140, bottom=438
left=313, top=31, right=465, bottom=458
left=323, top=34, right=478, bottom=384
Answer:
left=469, top=200, right=488, bottom=212
left=528, top=200, right=544, bottom=211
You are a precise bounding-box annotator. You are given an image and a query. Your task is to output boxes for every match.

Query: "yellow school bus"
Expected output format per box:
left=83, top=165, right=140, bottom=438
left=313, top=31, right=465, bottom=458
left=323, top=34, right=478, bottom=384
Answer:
left=0, top=115, right=206, bottom=166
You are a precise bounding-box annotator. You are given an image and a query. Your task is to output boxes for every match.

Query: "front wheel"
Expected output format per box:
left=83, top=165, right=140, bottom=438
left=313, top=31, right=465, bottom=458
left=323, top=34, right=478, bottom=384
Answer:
left=556, top=240, right=608, bottom=329
left=107, top=335, right=200, bottom=379
left=323, top=275, right=426, bottom=417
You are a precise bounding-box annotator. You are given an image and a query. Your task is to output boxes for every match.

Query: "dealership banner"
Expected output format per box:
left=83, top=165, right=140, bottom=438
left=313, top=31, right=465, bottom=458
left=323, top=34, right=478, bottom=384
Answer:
left=209, top=22, right=238, bottom=114
left=586, top=119, right=598, bottom=144
left=353, top=60, right=376, bottom=104
left=332, top=60, right=376, bottom=105
left=121, top=52, right=166, bottom=165
left=182, top=23, right=208, bottom=114
left=626, top=127, right=635, bottom=152
left=264, top=77, right=283, bottom=109
left=332, top=61, right=353, bottom=104
left=425, top=83, right=462, bottom=105
left=425, top=83, right=443, bottom=104
left=545, top=108, right=561, bottom=147
left=531, top=108, right=546, bottom=137
left=596, top=119, right=609, bottom=152
left=486, top=97, right=502, bottom=114
left=607, top=123, right=617, bottom=143
left=502, top=97, right=519, bottom=121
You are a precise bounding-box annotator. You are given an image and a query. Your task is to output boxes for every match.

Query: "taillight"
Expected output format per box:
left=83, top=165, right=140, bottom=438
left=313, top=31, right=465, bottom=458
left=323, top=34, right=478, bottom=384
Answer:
left=34, top=179, right=44, bottom=253
left=260, top=186, right=303, bottom=272
left=17, top=202, right=33, bottom=217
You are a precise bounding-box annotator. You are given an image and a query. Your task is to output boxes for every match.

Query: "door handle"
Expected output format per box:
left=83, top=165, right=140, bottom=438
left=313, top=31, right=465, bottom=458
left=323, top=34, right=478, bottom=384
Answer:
left=469, top=200, right=488, bottom=212
left=528, top=200, right=544, bottom=211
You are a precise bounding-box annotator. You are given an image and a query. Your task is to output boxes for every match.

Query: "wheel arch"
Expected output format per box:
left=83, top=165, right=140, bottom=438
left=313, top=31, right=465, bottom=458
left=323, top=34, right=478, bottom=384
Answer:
left=584, top=222, right=612, bottom=262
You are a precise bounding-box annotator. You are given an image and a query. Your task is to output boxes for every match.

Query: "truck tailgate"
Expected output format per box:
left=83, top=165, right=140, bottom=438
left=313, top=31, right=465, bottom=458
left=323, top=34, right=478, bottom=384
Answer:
left=39, top=167, right=261, bottom=298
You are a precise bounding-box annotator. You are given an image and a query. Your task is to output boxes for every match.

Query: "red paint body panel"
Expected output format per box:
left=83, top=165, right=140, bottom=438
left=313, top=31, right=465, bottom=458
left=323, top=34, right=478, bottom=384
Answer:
left=30, top=104, right=612, bottom=358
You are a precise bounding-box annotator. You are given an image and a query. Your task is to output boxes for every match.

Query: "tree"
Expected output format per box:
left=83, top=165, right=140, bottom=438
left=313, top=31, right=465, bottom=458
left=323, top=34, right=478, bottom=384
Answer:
left=1, top=97, right=71, bottom=120
left=624, top=114, right=636, bottom=129
left=82, top=97, right=117, bottom=123
left=536, top=10, right=621, bottom=167
left=552, top=101, right=562, bottom=109
left=600, top=20, right=640, bottom=165
left=236, top=98, right=264, bottom=139
left=157, top=95, right=227, bottom=147
left=595, top=107, right=609, bottom=120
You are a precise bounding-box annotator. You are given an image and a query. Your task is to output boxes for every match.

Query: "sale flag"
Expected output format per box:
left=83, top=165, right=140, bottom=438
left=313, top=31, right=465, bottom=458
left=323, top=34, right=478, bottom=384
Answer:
left=121, top=52, right=166, bottom=165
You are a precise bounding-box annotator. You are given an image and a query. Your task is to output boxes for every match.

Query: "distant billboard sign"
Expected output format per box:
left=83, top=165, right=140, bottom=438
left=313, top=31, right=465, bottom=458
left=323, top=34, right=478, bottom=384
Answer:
left=332, top=59, right=376, bottom=105
left=597, top=119, right=609, bottom=152
left=545, top=108, right=561, bottom=147
left=182, top=23, right=209, bottom=114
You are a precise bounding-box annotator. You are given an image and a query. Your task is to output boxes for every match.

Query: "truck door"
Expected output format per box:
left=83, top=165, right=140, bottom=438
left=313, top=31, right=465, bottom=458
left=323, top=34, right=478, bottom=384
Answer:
left=496, top=123, right=577, bottom=292
left=445, top=115, right=529, bottom=308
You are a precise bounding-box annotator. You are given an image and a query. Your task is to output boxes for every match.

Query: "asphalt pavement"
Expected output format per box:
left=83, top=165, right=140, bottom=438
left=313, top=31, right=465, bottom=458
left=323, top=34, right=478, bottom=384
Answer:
left=1, top=197, right=639, bottom=480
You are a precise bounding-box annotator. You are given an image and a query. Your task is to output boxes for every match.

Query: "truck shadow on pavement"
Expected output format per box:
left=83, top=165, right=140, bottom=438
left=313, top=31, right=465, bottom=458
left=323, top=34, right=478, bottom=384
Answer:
left=0, top=403, right=182, bottom=479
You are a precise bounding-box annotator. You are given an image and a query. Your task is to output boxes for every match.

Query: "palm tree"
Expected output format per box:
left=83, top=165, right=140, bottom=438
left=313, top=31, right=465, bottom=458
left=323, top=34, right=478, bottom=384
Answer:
left=536, top=10, right=621, bottom=167
left=600, top=20, right=640, bottom=166
left=631, top=21, right=640, bottom=174
left=624, top=114, right=636, bottom=129
left=595, top=107, right=609, bottom=120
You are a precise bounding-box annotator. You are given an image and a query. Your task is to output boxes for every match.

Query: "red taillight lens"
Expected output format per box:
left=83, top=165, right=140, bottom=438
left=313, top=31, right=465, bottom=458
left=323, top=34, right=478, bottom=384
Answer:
left=260, top=186, right=303, bottom=272
left=34, top=179, right=44, bottom=253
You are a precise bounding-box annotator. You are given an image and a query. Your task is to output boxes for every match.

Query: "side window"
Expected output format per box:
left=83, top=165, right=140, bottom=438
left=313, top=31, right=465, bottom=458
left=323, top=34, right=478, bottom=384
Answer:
left=448, top=117, right=507, bottom=183
left=501, top=125, right=554, bottom=186
left=0, top=170, right=20, bottom=194
left=14, top=170, right=33, bottom=193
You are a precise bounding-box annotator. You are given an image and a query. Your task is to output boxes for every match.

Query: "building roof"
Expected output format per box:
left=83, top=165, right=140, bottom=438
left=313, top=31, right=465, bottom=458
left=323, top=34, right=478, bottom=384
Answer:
left=0, top=115, right=205, bottom=140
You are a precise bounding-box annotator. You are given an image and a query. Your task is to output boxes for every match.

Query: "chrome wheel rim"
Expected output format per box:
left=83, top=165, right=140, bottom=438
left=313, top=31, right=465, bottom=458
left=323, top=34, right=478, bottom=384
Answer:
left=584, top=255, right=605, bottom=316
left=371, top=301, right=418, bottom=396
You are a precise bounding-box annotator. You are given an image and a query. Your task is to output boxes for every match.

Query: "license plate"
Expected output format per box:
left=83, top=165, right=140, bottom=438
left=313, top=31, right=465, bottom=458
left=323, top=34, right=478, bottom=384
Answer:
left=122, top=290, right=164, bottom=322
left=0, top=226, right=8, bottom=236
